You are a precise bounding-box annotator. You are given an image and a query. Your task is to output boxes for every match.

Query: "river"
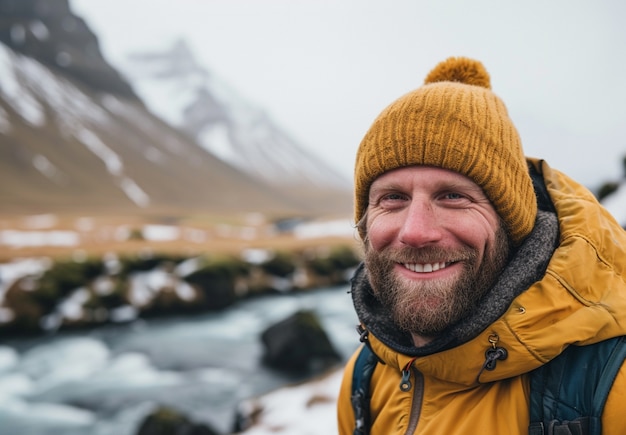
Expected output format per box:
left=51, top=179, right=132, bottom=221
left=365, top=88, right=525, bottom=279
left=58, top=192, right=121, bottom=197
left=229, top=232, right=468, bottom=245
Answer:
left=0, top=285, right=360, bottom=434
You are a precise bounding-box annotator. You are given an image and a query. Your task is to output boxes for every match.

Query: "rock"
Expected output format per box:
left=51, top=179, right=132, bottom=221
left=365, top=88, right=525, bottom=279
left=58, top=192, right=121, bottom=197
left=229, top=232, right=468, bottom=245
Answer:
left=0, top=0, right=139, bottom=97
left=260, top=309, right=342, bottom=375
left=136, top=406, right=219, bottom=435
left=1, top=276, right=45, bottom=335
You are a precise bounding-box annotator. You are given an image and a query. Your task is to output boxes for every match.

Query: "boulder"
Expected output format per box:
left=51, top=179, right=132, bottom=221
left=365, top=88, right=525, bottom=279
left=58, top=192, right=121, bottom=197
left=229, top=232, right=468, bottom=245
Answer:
left=260, top=309, right=341, bottom=375
left=136, top=406, right=219, bottom=435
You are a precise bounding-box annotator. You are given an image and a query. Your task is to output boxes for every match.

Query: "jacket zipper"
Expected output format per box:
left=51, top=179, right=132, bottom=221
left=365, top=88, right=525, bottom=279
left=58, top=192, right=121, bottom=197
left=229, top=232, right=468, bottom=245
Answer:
left=400, top=360, right=424, bottom=435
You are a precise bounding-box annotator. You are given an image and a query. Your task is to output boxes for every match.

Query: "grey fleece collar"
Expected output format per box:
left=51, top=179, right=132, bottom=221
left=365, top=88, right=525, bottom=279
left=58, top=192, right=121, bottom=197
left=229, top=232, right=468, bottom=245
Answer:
left=351, top=210, right=560, bottom=357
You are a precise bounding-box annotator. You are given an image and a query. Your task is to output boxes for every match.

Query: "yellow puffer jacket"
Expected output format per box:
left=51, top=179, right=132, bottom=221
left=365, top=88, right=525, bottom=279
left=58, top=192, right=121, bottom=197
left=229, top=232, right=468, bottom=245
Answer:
left=337, top=159, right=626, bottom=435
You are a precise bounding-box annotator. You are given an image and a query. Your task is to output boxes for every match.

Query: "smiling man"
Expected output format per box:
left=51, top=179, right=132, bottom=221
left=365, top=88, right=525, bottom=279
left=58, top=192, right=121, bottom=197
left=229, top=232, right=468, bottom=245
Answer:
left=364, top=166, right=510, bottom=346
left=337, top=57, right=626, bottom=434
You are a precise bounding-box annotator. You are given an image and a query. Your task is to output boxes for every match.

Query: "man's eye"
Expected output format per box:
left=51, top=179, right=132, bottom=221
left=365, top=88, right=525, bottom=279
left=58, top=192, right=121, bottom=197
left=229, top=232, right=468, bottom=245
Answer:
left=443, top=192, right=464, bottom=200
left=380, top=193, right=407, bottom=203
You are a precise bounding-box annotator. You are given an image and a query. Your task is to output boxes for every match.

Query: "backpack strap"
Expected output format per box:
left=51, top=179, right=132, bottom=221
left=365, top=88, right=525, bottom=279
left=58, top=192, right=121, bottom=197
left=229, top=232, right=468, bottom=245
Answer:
left=351, top=345, right=379, bottom=435
left=529, top=336, right=626, bottom=435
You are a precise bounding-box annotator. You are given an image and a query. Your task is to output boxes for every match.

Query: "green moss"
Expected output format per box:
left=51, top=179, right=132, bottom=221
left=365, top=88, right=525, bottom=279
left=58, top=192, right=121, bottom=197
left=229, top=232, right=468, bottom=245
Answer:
left=261, top=251, right=296, bottom=277
left=35, top=258, right=105, bottom=305
left=118, top=253, right=186, bottom=275
left=307, top=245, right=360, bottom=277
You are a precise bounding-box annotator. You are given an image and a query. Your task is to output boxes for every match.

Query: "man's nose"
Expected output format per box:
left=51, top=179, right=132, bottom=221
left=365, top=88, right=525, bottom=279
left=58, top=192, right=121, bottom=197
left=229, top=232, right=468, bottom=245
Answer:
left=398, top=199, right=443, bottom=247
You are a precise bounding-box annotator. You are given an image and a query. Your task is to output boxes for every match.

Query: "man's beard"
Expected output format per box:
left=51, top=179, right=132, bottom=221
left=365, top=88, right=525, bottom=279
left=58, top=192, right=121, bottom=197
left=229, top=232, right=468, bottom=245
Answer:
left=364, top=226, right=510, bottom=338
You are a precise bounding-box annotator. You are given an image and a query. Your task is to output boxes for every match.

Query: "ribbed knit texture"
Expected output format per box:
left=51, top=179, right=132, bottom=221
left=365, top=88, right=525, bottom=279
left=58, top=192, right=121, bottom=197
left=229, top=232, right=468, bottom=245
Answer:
left=354, top=57, right=537, bottom=245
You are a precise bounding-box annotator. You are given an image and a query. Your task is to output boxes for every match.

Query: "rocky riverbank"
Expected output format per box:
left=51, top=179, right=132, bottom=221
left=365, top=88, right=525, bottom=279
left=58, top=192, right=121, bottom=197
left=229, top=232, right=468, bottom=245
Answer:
left=0, top=244, right=361, bottom=337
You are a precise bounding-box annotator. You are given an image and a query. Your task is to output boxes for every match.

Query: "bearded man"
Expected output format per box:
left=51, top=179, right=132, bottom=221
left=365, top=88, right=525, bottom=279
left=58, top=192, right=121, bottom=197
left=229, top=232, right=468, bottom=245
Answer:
left=337, top=57, right=626, bottom=435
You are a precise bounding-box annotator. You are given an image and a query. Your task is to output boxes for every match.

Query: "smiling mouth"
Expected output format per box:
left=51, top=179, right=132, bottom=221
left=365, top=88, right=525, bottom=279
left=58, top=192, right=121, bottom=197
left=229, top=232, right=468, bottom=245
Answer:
left=402, top=262, right=449, bottom=273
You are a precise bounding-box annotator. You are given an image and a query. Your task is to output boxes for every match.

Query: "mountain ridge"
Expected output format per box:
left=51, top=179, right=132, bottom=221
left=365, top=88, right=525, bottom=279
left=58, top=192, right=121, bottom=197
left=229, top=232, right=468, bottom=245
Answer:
left=0, top=0, right=353, bottom=223
left=121, top=39, right=350, bottom=191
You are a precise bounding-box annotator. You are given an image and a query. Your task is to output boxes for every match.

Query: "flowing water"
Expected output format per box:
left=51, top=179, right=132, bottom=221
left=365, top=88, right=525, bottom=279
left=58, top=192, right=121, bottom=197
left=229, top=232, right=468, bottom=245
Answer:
left=0, top=285, right=360, bottom=434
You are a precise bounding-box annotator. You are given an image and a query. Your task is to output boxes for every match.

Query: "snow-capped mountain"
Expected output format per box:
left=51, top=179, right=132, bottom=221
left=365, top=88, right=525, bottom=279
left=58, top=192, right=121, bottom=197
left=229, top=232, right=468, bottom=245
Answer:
left=118, top=39, right=350, bottom=190
left=0, top=0, right=352, bottom=218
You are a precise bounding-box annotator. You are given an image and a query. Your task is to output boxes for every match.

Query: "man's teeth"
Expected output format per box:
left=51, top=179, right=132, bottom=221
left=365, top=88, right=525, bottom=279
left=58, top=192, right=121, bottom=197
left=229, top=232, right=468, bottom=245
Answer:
left=403, top=262, right=447, bottom=273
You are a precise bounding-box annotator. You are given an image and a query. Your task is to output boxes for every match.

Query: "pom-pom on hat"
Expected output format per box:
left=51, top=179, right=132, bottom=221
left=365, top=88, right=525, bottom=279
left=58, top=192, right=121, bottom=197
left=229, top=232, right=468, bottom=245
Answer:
left=354, top=56, right=537, bottom=245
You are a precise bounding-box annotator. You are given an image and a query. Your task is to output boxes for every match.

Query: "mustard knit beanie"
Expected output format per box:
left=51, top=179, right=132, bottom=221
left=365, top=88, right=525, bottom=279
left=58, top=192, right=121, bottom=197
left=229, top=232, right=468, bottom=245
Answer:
left=354, top=56, right=537, bottom=245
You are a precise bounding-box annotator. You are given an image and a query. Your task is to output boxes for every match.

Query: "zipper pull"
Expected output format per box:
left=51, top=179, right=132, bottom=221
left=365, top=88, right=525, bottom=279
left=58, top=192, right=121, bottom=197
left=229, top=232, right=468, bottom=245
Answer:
left=399, top=357, right=417, bottom=391
left=483, top=334, right=508, bottom=371
left=476, top=334, right=509, bottom=382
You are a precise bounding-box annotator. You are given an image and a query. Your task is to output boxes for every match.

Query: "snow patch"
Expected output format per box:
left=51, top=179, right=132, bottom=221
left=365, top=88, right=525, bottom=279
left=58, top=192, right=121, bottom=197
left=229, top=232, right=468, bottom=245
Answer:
left=199, top=123, right=238, bottom=163
left=21, top=214, right=58, bottom=230
left=0, top=257, right=51, bottom=303
left=32, top=154, right=65, bottom=183
left=0, top=45, right=46, bottom=126
left=0, top=230, right=79, bottom=248
left=294, top=219, right=355, bottom=239
left=75, top=127, right=123, bottom=176
left=238, top=369, right=343, bottom=434
left=29, top=20, right=50, bottom=41
left=119, top=176, right=150, bottom=208
left=143, top=225, right=180, bottom=241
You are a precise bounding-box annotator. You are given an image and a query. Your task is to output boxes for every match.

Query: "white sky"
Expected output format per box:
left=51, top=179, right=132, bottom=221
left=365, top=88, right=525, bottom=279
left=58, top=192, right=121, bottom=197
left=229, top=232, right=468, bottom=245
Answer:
left=70, top=0, right=626, bottom=187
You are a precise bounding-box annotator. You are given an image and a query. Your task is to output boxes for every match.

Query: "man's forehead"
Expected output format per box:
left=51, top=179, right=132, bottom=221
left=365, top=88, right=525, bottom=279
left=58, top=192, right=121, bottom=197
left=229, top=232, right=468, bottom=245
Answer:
left=370, top=165, right=482, bottom=190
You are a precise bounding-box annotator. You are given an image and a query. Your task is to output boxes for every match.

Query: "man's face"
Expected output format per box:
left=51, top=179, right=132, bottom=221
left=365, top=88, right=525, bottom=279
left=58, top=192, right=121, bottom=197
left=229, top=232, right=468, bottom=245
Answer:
left=363, top=166, right=511, bottom=342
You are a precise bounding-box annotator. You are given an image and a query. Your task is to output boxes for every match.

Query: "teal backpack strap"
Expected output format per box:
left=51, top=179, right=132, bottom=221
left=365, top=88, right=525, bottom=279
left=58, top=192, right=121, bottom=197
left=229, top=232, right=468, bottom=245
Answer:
left=351, top=344, right=379, bottom=435
left=529, top=336, right=626, bottom=435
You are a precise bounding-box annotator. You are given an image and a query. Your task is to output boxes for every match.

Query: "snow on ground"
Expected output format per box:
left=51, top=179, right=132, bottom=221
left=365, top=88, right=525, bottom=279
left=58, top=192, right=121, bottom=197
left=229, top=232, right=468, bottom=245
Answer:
left=238, top=368, right=344, bottom=435
left=0, top=257, right=51, bottom=303
left=293, top=219, right=355, bottom=239
left=0, top=230, right=80, bottom=248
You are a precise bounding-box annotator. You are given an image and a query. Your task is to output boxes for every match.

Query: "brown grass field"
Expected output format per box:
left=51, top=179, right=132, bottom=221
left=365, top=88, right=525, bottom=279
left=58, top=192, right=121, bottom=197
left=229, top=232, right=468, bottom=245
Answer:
left=0, top=212, right=362, bottom=262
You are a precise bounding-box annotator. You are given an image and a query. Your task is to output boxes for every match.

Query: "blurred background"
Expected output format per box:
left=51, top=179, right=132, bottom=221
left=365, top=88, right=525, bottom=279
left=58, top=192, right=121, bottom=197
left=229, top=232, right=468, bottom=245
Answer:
left=0, top=1, right=625, bottom=434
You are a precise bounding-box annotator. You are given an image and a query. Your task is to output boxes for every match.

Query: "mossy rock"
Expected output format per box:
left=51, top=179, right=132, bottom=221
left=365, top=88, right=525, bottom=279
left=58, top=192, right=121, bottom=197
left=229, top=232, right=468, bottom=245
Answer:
left=118, top=253, right=187, bottom=276
left=260, top=251, right=296, bottom=277
left=136, top=406, right=219, bottom=435
left=183, top=256, right=248, bottom=310
left=0, top=277, right=48, bottom=335
left=35, top=258, right=105, bottom=303
left=306, top=245, right=361, bottom=283
left=260, top=309, right=341, bottom=374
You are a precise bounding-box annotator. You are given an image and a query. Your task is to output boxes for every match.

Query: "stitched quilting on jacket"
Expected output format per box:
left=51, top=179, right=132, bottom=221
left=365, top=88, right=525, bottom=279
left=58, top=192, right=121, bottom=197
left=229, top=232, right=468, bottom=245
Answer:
left=337, top=159, right=626, bottom=435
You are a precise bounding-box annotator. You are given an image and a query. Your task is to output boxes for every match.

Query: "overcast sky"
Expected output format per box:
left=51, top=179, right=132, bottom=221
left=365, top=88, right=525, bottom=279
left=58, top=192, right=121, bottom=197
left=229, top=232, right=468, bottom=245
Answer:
left=71, top=0, right=626, bottom=188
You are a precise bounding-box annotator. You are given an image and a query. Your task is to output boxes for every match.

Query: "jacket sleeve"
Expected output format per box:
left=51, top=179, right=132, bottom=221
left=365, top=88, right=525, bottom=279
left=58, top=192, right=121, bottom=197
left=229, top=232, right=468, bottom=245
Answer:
left=603, top=360, right=626, bottom=435
left=337, top=347, right=361, bottom=435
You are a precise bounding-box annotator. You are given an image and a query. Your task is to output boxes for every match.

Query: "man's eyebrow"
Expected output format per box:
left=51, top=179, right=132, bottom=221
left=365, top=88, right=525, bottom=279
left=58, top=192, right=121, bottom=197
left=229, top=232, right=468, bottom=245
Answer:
left=368, top=182, right=404, bottom=197
left=443, top=180, right=479, bottom=191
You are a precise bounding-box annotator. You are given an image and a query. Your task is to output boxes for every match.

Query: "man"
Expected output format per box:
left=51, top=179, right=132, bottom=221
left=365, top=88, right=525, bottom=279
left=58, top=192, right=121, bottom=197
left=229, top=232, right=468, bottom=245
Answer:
left=337, top=57, right=626, bottom=434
